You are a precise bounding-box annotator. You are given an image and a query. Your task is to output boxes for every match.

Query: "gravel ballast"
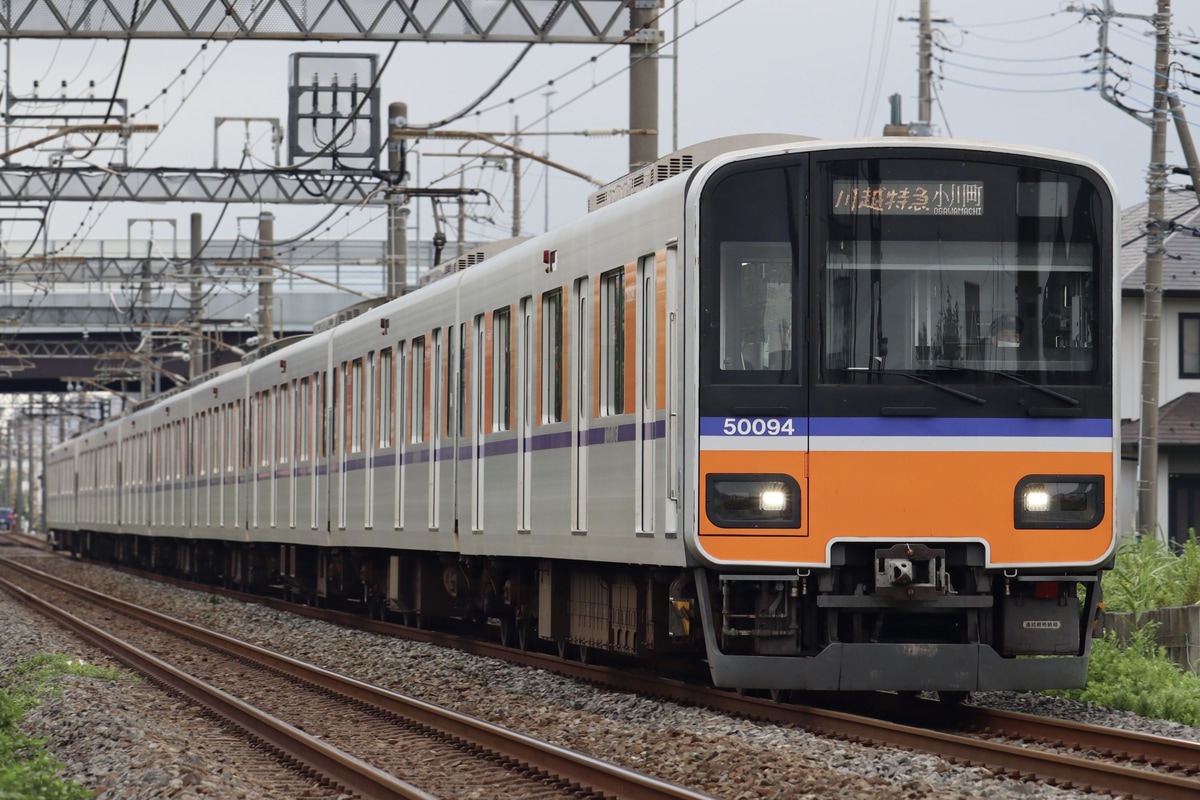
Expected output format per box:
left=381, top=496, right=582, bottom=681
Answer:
left=3, top=550, right=1196, bottom=799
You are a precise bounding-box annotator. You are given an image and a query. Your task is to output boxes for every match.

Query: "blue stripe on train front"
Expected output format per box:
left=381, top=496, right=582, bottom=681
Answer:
left=699, top=416, right=1114, bottom=453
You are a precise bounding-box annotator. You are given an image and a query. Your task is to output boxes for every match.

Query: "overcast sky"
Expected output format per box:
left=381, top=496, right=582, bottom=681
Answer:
left=2, top=0, right=1196, bottom=259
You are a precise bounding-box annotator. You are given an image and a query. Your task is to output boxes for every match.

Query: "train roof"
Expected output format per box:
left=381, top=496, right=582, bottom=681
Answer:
left=587, top=133, right=814, bottom=213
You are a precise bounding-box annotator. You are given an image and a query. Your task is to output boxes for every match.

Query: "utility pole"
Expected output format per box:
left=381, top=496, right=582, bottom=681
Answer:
left=15, top=417, right=23, bottom=531
left=512, top=116, right=522, bottom=238
left=628, top=0, right=661, bottom=170
left=918, top=0, right=932, bottom=125
left=258, top=211, right=275, bottom=344
left=386, top=101, right=409, bottom=297
left=39, top=396, right=46, bottom=533
left=544, top=90, right=555, bottom=231
left=895, top=0, right=949, bottom=136
left=189, top=212, right=203, bottom=380
left=1136, top=0, right=1172, bottom=540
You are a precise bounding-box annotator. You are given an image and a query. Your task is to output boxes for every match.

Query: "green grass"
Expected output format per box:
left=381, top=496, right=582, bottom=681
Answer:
left=0, top=653, right=122, bottom=800
left=1040, top=533, right=1200, bottom=727
left=1102, top=532, right=1200, bottom=616
left=1050, top=628, right=1200, bottom=726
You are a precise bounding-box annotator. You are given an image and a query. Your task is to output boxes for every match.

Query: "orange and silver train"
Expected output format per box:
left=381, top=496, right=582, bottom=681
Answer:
left=47, top=135, right=1118, bottom=694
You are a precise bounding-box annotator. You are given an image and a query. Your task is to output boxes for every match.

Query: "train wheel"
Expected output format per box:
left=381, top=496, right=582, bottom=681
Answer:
left=403, top=612, right=423, bottom=629
left=769, top=689, right=790, bottom=704
left=577, top=645, right=593, bottom=665
left=938, top=691, right=969, bottom=705
left=556, top=639, right=573, bottom=660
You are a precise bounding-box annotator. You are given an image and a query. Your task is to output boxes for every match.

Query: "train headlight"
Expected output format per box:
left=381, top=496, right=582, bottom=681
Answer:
left=760, top=488, right=788, bottom=512
left=1014, top=475, right=1103, bottom=529
left=706, top=474, right=801, bottom=528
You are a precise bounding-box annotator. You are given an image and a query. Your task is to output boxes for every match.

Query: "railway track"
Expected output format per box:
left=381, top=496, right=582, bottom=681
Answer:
left=0, top=555, right=716, bottom=800
left=11, top=549, right=1200, bottom=800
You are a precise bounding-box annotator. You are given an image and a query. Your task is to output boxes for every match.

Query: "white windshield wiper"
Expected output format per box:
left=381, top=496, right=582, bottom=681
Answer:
left=933, top=364, right=1079, bottom=407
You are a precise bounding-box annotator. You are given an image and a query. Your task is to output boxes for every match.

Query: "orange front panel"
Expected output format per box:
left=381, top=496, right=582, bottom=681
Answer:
left=698, top=449, right=1114, bottom=567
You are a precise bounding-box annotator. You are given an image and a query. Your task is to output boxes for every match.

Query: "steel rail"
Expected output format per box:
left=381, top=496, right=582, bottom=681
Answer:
left=0, top=573, right=434, bottom=800
left=50, top=555, right=1200, bottom=799
left=0, top=557, right=717, bottom=800
left=951, top=704, right=1200, bottom=772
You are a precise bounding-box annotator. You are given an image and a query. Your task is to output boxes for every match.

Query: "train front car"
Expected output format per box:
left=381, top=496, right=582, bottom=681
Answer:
left=687, top=142, right=1117, bottom=694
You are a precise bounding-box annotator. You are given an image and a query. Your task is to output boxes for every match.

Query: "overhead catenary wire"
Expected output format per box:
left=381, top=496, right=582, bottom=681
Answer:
left=427, top=0, right=749, bottom=182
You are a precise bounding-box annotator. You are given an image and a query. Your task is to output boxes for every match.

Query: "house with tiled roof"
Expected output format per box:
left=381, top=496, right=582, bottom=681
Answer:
left=1119, top=188, right=1200, bottom=543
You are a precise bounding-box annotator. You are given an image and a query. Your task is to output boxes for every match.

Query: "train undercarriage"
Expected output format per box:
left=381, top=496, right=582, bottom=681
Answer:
left=51, top=531, right=1103, bottom=693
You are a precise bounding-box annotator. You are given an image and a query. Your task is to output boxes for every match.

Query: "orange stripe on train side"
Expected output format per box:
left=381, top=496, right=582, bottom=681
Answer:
left=698, top=449, right=1115, bottom=567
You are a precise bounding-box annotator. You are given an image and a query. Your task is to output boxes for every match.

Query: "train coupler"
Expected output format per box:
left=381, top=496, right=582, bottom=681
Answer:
left=874, top=543, right=950, bottom=600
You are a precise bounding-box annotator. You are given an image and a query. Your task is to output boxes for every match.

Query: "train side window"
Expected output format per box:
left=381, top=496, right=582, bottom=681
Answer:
left=493, top=307, right=512, bottom=431
left=458, top=321, right=467, bottom=437
left=366, top=351, right=376, bottom=452
left=699, top=164, right=803, bottom=390
left=542, top=288, right=564, bottom=423
left=279, top=382, right=290, bottom=464
left=378, top=347, right=393, bottom=448
left=433, top=328, right=445, bottom=442
left=353, top=356, right=365, bottom=453
left=299, top=376, right=310, bottom=460
left=600, top=267, right=625, bottom=416
left=395, top=342, right=406, bottom=446
left=236, top=399, right=246, bottom=470
left=315, top=372, right=326, bottom=459
left=412, top=337, right=426, bottom=444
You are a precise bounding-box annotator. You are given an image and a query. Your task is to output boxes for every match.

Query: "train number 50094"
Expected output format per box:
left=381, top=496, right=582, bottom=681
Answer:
left=722, top=418, right=796, bottom=436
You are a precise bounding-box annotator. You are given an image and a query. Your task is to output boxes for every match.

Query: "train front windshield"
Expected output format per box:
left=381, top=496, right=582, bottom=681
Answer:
left=818, top=157, right=1108, bottom=387
left=697, top=148, right=1113, bottom=419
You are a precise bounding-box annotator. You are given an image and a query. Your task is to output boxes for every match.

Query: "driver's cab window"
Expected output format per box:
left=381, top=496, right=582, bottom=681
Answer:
left=720, top=242, right=794, bottom=373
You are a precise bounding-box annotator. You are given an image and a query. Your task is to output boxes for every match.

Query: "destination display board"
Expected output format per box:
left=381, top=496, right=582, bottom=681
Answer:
left=832, top=180, right=985, bottom=216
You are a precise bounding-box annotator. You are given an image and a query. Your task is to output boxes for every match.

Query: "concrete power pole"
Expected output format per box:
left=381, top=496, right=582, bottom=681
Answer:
left=512, top=116, right=522, bottom=238
left=918, top=0, right=932, bottom=126
left=39, top=397, right=46, bottom=533
left=258, top=211, right=275, bottom=344
left=1136, top=0, right=1173, bottom=540
left=894, top=0, right=948, bottom=136
left=628, top=1, right=660, bottom=170
left=387, top=101, right=409, bottom=297
left=189, top=212, right=203, bottom=380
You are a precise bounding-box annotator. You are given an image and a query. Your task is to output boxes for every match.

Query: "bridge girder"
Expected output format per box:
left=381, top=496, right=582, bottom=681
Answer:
left=0, top=0, right=631, bottom=42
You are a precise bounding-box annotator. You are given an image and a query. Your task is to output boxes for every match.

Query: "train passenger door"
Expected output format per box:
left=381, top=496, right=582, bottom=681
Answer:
left=472, top=315, right=485, bottom=533
left=665, top=242, right=681, bottom=537
left=516, top=296, right=533, bottom=532
left=453, top=321, right=465, bottom=539
left=395, top=343, right=407, bottom=531
left=430, top=327, right=443, bottom=530
left=636, top=255, right=656, bottom=535
left=571, top=278, right=589, bottom=533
